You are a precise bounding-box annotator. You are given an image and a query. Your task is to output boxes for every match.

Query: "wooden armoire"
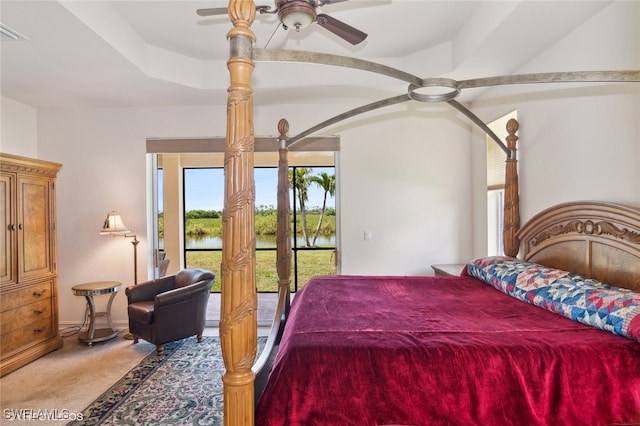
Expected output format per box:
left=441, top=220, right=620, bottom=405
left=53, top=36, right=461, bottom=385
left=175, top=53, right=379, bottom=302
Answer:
left=0, top=153, right=63, bottom=376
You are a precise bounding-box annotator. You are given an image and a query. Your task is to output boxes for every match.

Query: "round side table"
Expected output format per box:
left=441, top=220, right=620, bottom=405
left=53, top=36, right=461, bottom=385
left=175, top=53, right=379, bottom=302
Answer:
left=72, top=281, right=121, bottom=346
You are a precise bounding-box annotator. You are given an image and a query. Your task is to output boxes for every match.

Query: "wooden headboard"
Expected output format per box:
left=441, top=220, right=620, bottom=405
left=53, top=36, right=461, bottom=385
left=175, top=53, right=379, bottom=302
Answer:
left=517, top=201, right=640, bottom=291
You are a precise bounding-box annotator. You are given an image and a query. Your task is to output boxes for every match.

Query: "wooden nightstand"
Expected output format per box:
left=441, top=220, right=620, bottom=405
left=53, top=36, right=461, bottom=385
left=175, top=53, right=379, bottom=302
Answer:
left=431, top=263, right=466, bottom=277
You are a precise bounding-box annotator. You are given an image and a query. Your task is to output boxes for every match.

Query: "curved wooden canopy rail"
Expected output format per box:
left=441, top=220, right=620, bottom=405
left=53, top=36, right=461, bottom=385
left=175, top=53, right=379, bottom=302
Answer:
left=254, top=49, right=639, bottom=154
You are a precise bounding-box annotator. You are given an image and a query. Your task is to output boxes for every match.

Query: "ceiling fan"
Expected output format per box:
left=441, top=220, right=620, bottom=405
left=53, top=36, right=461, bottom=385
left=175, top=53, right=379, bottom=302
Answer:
left=196, top=0, right=368, bottom=45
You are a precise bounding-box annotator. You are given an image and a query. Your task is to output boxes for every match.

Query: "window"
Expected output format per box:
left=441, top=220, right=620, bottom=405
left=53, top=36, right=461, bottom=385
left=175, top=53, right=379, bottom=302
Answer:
left=487, top=188, right=504, bottom=256
left=487, top=111, right=517, bottom=256
left=147, top=137, right=340, bottom=293
left=289, top=166, right=336, bottom=290
left=157, top=168, right=164, bottom=251
left=182, top=168, right=224, bottom=290
left=181, top=166, right=336, bottom=292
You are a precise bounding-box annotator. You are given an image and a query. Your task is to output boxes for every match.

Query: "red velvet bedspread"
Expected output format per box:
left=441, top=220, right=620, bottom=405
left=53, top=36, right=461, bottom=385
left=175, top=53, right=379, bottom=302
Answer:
left=255, top=275, right=640, bottom=426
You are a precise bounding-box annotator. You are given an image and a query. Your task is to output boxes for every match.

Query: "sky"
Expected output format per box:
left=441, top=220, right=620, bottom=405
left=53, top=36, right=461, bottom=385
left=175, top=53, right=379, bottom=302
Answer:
left=159, top=167, right=335, bottom=212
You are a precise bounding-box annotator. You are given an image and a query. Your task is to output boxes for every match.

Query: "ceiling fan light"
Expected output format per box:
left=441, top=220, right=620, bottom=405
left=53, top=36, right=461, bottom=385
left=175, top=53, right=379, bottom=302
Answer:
left=282, top=11, right=314, bottom=30
left=279, top=2, right=317, bottom=31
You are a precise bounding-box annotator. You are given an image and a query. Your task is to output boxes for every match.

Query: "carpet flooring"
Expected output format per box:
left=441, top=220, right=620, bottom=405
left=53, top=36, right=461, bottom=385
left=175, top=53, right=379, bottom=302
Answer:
left=69, top=336, right=266, bottom=426
left=0, top=294, right=277, bottom=426
left=1, top=331, right=155, bottom=426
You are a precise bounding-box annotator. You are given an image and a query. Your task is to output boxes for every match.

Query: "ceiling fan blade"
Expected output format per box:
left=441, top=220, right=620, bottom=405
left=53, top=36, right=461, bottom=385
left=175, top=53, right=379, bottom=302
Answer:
left=316, top=13, right=367, bottom=45
left=319, top=0, right=351, bottom=4
left=196, top=7, right=229, bottom=17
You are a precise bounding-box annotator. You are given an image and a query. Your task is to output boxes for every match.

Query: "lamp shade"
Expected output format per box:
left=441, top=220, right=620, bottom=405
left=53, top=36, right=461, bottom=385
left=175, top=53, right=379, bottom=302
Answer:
left=100, top=211, right=130, bottom=235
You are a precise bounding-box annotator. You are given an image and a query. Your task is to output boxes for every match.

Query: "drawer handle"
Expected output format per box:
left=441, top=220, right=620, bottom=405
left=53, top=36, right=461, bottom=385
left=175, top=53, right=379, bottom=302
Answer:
left=33, top=327, right=46, bottom=333
left=34, top=307, right=48, bottom=315
left=33, top=289, right=48, bottom=297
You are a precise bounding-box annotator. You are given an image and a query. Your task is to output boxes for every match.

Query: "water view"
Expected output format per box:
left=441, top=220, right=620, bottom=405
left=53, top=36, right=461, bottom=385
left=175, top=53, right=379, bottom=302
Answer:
left=179, top=235, right=336, bottom=249
left=158, top=166, right=338, bottom=291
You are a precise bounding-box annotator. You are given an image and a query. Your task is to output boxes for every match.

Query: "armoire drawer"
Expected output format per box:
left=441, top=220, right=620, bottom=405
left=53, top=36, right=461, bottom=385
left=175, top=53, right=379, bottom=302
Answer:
left=0, top=316, right=54, bottom=355
left=0, top=281, right=53, bottom=312
left=0, top=299, right=53, bottom=334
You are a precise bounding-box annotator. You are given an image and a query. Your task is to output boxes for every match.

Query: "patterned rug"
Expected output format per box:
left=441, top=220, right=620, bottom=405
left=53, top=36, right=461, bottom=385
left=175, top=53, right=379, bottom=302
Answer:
left=69, top=336, right=267, bottom=426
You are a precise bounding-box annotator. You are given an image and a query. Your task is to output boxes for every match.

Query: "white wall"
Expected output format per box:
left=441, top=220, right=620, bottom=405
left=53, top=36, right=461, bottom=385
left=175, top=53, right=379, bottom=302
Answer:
left=2, top=1, right=638, bottom=328
left=30, top=100, right=472, bottom=327
left=335, top=107, right=473, bottom=275
left=37, top=105, right=227, bottom=327
left=1, top=96, right=38, bottom=156
left=257, top=103, right=476, bottom=276
left=469, top=0, right=640, bottom=256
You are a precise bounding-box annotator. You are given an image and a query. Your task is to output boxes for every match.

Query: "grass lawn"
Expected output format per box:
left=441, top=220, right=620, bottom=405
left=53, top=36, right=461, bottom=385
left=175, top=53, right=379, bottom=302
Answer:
left=186, top=249, right=336, bottom=292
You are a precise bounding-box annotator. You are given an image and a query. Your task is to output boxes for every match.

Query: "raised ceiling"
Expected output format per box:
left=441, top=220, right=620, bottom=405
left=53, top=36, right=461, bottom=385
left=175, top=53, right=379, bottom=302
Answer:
left=0, top=1, right=615, bottom=109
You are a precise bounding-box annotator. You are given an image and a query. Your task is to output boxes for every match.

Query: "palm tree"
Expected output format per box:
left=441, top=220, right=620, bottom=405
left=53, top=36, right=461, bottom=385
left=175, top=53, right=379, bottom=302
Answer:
left=309, top=172, right=335, bottom=247
left=289, top=168, right=312, bottom=247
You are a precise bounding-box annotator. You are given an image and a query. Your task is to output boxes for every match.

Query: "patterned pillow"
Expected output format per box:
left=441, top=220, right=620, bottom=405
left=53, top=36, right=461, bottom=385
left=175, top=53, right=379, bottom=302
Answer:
left=465, top=256, right=640, bottom=343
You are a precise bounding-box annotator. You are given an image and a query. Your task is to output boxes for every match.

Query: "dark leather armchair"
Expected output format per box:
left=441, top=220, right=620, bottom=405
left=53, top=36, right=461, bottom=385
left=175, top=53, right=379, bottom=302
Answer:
left=126, top=268, right=214, bottom=355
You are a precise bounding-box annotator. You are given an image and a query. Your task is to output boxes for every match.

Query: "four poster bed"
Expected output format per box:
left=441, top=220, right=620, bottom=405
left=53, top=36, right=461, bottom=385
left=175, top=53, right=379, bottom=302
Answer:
left=254, top=199, right=640, bottom=425
left=219, top=2, right=640, bottom=425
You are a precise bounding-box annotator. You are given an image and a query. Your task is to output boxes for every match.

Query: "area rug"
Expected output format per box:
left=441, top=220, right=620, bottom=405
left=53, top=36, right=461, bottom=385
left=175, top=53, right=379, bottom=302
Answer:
left=69, top=336, right=267, bottom=426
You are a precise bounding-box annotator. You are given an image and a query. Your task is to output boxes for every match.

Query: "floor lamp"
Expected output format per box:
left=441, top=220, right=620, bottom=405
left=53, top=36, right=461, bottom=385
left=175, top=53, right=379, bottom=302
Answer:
left=100, top=211, right=139, bottom=339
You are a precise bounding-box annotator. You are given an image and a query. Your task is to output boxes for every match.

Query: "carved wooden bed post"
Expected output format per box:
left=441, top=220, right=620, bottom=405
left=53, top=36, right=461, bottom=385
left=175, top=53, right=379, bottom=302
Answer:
left=276, top=119, right=292, bottom=320
left=252, top=119, right=292, bottom=400
left=503, top=118, right=520, bottom=257
left=221, top=1, right=258, bottom=425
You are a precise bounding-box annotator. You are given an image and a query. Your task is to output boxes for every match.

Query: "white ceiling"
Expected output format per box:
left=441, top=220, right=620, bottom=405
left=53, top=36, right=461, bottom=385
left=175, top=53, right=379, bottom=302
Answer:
left=0, top=0, right=614, bottom=109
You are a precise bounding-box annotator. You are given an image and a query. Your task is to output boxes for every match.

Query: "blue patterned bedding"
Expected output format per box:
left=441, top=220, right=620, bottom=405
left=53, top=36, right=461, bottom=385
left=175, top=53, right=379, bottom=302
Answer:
left=465, top=256, right=640, bottom=343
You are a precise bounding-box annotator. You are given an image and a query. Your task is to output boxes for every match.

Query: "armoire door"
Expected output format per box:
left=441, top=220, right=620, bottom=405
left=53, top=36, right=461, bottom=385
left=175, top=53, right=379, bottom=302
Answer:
left=0, top=173, right=16, bottom=285
left=17, top=175, right=53, bottom=281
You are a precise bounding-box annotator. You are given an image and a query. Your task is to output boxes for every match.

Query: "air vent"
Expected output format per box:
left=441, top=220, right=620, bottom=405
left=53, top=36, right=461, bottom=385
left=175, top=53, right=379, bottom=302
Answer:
left=0, top=23, right=27, bottom=41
